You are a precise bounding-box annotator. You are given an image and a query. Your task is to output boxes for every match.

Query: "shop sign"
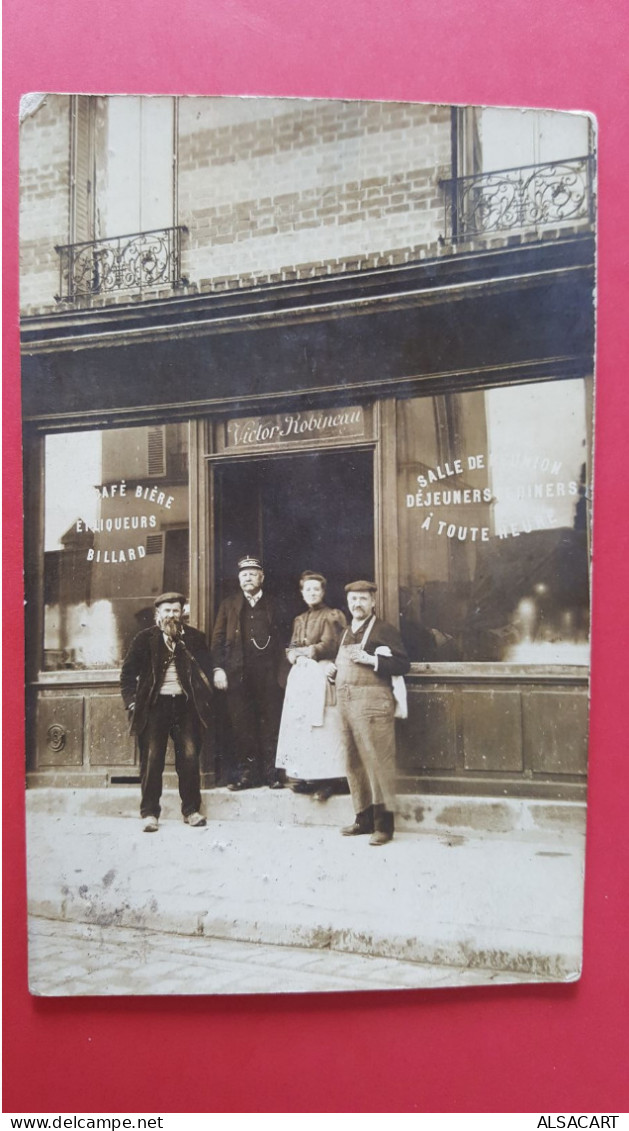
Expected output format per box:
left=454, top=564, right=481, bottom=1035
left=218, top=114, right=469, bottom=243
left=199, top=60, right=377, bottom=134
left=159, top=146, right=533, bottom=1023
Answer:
left=225, top=405, right=365, bottom=449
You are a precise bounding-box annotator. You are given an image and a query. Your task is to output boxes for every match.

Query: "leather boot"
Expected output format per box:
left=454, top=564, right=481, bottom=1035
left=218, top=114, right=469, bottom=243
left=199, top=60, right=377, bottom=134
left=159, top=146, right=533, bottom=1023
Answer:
left=341, top=806, right=374, bottom=836
left=369, top=807, right=394, bottom=846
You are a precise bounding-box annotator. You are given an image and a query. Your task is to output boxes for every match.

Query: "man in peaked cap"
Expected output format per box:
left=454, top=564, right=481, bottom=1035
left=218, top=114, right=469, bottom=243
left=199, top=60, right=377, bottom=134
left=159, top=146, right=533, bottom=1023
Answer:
left=120, top=592, right=214, bottom=832
left=211, top=556, right=286, bottom=790
left=328, top=580, right=410, bottom=846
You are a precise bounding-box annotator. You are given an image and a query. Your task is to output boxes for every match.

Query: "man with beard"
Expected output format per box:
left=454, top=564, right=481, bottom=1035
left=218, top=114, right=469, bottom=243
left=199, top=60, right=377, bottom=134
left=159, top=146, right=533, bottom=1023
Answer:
left=211, top=556, right=285, bottom=790
left=328, top=580, right=410, bottom=846
left=120, top=592, right=214, bottom=832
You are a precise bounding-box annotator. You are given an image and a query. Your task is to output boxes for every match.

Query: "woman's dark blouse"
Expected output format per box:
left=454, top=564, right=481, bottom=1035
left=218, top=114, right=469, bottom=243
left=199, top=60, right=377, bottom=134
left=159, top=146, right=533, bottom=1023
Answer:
left=289, top=604, right=347, bottom=661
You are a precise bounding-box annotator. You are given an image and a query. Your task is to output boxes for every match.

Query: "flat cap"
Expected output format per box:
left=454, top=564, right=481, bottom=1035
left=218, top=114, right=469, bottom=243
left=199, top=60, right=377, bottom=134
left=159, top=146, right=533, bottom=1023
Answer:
left=154, top=591, right=187, bottom=608
left=344, top=580, right=377, bottom=593
left=238, top=555, right=263, bottom=571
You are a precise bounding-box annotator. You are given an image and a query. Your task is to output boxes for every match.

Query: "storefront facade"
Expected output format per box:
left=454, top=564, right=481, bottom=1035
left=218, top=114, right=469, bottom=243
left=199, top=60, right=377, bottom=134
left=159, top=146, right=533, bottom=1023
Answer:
left=20, top=95, right=595, bottom=799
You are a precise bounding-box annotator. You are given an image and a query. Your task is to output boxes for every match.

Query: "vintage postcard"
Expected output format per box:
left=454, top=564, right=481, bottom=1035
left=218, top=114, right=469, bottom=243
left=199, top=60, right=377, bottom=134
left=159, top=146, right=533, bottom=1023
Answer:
left=20, top=94, right=595, bottom=994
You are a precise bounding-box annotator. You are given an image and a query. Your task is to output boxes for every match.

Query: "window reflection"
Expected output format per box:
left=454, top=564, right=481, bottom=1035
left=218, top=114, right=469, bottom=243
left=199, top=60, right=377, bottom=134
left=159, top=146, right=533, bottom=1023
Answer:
left=43, top=423, right=189, bottom=670
left=397, top=380, right=590, bottom=663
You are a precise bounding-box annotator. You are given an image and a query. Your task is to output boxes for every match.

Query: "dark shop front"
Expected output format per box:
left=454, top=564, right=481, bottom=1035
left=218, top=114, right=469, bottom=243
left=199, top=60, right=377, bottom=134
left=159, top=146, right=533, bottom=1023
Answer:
left=22, top=235, right=594, bottom=799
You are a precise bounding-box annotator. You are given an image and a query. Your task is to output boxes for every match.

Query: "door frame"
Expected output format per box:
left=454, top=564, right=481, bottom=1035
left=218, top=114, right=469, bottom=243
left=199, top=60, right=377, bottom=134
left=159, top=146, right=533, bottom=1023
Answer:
left=191, top=397, right=399, bottom=639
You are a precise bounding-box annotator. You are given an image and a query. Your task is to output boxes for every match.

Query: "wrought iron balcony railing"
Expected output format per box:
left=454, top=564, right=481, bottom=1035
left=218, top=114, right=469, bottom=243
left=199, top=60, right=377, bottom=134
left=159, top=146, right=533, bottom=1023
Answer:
left=55, top=226, right=188, bottom=301
left=440, top=156, right=595, bottom=243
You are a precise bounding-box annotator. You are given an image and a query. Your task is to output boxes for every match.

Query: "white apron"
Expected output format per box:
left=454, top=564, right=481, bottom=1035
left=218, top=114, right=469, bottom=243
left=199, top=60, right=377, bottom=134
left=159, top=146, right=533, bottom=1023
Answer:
left=275, top=658, right=347, bottom=780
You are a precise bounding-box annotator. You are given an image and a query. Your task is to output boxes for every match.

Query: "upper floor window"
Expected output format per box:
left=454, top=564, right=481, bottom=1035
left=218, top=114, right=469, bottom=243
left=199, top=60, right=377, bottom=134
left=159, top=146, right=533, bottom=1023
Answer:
left=72, top=95, right=175, bottom=242
left=56, top=96, right=183, bottom=301
left=460, top=106, right=591, bottom=176
left=443, top=107, right=595, bottom=244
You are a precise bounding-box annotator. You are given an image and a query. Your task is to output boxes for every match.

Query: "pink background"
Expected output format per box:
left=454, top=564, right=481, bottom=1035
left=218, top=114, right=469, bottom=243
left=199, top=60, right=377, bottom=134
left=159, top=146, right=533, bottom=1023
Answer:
left=3, top=0, right=628, bottom=1113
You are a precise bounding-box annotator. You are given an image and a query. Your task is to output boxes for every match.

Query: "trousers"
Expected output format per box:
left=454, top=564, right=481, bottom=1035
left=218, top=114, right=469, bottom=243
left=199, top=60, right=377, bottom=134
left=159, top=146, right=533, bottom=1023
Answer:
left=226, top=657, right=282, bottom=784
left=138, top=694, right=202, bottom=818
left=335, top=636, right=397, bottom=815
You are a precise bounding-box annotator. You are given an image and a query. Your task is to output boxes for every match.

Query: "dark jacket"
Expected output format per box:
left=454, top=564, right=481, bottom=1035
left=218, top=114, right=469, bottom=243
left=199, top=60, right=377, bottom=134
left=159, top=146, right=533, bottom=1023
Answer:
left=120, top=625, right=214, bottom=735
left=211, top=591, right=285, bottom=682
left=336, top=616, right=410, bottom=682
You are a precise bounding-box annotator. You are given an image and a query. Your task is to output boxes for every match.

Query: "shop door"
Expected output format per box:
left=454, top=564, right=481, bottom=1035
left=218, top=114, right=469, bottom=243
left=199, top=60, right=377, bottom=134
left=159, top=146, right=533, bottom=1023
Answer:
left=213, top=448, right=374, bottom=623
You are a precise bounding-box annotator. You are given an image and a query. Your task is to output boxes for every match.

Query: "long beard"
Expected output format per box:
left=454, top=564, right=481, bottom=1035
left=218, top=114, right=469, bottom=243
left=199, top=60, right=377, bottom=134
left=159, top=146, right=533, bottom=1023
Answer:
left=160, top=617, right=182, bottom=639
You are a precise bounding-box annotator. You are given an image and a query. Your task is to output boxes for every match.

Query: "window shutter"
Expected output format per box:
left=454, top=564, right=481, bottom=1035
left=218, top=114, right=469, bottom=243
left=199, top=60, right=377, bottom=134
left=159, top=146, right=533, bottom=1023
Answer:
left=146, top=534, right=164, bottom=555
left=71, top=96, right=95, bottom=243
left=147, top=427, right=165, bottom=476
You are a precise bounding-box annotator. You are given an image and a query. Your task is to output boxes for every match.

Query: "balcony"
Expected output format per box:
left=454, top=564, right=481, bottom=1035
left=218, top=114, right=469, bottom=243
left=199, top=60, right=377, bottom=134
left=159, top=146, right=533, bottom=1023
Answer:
left=55, top=226, right=188, bottom=302
left=440, top=156, right=595, bottom=244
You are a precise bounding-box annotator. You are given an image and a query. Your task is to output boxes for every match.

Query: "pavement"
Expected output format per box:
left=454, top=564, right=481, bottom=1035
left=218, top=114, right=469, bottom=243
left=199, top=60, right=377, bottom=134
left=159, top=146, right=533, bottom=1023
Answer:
left=29, top=917, right=534, bottom=996
left=25, top=787, right=586, bottom=996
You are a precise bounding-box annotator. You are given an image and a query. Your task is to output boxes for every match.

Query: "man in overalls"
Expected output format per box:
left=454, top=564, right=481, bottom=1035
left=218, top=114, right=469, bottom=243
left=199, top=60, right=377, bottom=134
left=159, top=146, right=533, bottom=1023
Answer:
left=329, top=580, right=410, bottom=845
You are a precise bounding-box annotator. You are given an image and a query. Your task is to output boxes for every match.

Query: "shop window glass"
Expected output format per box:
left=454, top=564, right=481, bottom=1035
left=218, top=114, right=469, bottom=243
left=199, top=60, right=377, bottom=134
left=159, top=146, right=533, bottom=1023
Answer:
left=43, top=422, right=189, bottom=670
left=397, top=379, right=590, bottom=664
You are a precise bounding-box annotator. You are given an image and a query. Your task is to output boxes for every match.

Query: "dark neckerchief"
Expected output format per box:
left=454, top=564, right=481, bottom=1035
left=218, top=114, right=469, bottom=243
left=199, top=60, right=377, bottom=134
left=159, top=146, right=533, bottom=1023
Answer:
left=345, top=616, right=375, bottom=644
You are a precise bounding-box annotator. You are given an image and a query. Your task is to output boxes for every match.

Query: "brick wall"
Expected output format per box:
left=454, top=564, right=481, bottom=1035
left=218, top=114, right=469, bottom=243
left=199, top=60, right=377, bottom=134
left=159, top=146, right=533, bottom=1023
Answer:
left=18, top=96, right=594, bottom=315
left=20, top=95, right=71, bottom=312
left=178, top=97, right=452, bottom=291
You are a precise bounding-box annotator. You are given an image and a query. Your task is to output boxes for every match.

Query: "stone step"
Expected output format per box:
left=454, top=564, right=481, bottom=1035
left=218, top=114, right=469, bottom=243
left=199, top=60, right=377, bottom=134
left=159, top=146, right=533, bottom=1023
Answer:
left=25, top=785, right=585, bottom=838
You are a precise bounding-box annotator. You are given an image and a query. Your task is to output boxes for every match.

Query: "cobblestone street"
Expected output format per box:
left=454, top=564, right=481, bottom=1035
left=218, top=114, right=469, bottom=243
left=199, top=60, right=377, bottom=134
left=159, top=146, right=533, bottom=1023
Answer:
left=29, top=916, right=536, bottom=996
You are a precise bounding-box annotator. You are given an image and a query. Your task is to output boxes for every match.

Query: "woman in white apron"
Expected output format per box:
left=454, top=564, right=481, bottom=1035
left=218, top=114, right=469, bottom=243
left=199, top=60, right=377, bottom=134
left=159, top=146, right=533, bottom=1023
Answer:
left=275, top=572, right=348, bottom=800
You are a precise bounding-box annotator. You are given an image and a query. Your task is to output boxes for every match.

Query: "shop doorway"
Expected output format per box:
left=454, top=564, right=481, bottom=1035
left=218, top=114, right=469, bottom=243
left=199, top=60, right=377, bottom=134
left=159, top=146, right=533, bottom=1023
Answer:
left=213, top=448, right=374, bottom=623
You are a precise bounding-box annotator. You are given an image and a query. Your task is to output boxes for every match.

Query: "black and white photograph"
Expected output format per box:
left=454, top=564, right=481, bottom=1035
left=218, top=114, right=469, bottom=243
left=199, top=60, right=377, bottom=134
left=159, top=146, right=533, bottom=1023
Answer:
left=20, top=94, right=595, bottom=995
